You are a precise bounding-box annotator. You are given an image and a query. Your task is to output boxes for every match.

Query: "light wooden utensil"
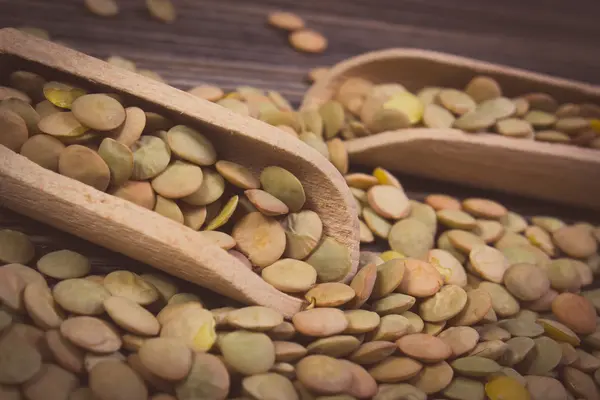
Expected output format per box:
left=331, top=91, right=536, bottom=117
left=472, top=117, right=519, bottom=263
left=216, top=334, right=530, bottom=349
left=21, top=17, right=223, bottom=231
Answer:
left=0, top=28, right=360, bottom=318
left=302, top=48, right=600, bottom=211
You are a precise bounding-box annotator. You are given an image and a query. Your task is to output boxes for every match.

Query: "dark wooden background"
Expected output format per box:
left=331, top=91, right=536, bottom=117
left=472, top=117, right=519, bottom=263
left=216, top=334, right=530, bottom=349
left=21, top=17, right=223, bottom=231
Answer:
left=2, top=0, right=600, bottom=104
left=1, top=0, right=599, bottom=289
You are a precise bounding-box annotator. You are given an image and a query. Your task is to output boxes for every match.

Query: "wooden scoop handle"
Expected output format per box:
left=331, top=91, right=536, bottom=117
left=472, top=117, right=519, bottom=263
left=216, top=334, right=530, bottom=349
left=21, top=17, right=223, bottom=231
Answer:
left=0, top=146, right=304, bottom=317
left=344, top=129, right=600, bottom=211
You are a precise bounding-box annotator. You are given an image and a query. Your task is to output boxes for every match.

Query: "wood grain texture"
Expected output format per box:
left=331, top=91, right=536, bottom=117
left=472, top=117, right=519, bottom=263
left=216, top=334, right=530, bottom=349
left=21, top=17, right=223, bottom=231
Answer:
left=1, top=0, right=600, bottom=105
left=1, top=0, right=599, bottom=303
left=301, top=48, right=600, bottom=211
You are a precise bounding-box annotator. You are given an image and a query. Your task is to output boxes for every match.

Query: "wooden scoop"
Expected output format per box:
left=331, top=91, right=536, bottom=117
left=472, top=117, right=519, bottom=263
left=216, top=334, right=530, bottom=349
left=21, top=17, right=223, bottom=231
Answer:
left=302, top=48, right=600, bottom=211
left=0, top=28, right=360, bottom=318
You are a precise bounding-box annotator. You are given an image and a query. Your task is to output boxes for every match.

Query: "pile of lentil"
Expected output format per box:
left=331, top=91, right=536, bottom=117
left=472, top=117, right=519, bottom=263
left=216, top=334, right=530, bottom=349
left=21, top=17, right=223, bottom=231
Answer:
left=2, top=33, right=600, bottom=400
left=1, top=167, right=599, bottom=400
left=0, top=69, right=354, bottom=288
left=322, top=76, right=600, bottom=148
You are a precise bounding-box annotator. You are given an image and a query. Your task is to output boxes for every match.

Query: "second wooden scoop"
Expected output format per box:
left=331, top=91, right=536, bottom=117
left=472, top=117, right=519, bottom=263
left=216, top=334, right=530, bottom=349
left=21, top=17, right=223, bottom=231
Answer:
left=0, top=28, right=360, bottom=318
left=302, top=48, right=600, bottom=211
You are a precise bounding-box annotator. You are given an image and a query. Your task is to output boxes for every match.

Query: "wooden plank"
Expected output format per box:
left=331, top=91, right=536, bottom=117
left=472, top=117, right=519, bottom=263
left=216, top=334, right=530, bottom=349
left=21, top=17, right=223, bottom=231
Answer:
left=0, top=0, right=599, bottom=104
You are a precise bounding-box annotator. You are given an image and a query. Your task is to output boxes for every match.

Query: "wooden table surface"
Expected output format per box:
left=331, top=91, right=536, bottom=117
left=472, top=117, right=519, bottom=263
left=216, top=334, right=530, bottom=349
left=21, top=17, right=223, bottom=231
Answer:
left=2, top=0, right=600, bottom=104
left=1, top=0, right=599, bottom=289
